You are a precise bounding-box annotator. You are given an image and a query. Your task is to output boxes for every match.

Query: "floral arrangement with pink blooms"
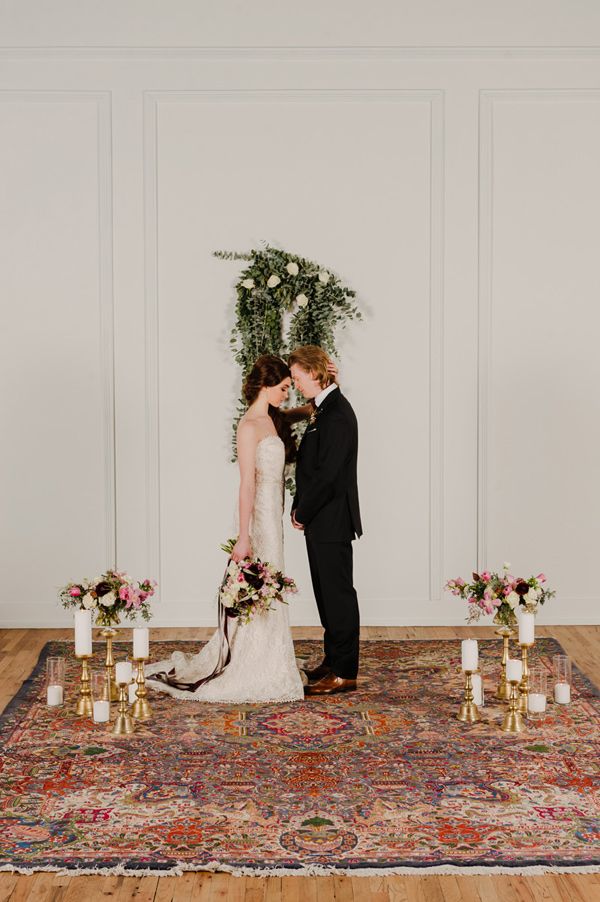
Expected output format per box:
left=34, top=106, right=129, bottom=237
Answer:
left=445, top=563, right=555, bottom=626
left=59, top=570, right=156, bottom=626
left=219, top=539, right=297, bottom=625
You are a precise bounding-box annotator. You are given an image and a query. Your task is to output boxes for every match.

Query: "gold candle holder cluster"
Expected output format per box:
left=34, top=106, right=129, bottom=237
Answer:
left=71, top=628, right=153, bottom=733
left=457, top=617, right=539, bottom=734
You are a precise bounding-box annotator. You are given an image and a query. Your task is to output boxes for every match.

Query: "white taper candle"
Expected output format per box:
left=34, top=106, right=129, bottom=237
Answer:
left=133, top=627, right=149, bottom=659
left=518, top=611, right=535, bottom=645
left=115, top=661, right=133, bottom=685
left=461, top=639, right=478, bottom=672
left=74, top=609, right=92, bottom=657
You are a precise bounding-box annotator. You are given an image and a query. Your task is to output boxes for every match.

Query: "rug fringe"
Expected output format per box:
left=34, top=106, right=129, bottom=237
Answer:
left=1, top=861, right=599, bottom=877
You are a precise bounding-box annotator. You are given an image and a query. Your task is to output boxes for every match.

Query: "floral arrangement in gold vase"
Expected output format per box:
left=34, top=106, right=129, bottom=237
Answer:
left=59, top=570, right=156, bottom=627
left=445, top=563, right=555, bottom=627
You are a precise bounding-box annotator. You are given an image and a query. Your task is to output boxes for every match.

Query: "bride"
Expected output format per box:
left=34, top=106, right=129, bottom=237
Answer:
left=145, top=354, right=313, bottom=703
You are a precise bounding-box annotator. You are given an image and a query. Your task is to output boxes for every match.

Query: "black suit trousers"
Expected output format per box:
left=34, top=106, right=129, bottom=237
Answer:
left=305, top=534, right=360, bottom=680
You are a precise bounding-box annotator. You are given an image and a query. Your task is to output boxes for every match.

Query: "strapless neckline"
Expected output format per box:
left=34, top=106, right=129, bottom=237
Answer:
left=257, top=434, right=282, bottom=449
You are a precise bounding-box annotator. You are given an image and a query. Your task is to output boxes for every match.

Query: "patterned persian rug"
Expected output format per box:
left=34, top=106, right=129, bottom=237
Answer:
left=0, top=638, right=598, bottom=876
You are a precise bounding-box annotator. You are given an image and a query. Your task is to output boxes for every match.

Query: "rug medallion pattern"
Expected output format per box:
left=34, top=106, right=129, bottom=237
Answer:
left=0, top=638, right=598, bottom=872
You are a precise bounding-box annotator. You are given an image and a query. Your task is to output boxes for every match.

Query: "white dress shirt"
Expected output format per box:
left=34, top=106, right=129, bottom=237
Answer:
left=315, top=383, right=338, bottom=407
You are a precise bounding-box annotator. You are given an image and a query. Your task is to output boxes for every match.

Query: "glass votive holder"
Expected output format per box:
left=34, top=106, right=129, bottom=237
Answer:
left=91, top=671, right=110, bottom=723
left=471, top=668, right=484, bottom=707
left=553, top=654, right=572, bottom=704
left=527, top=666, right=547, bottom=721
left=46, top=656, right=65, bottom=706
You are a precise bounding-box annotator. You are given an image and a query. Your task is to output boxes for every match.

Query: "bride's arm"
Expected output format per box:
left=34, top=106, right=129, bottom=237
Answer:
left=231, top=421, right=256, bottom=562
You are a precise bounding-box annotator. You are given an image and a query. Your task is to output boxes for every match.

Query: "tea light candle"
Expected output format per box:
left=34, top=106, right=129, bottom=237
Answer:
left=133, top=627, right=149, bottom=660
left=74, top=609, right=92, bottom=657
left=528, top=692, right=546, bottom=713
left=461, top=639, right=478, bottom=672
left=115, top=661, right=132, bottom=685
left=47, top=685, right=63, bottom=706
left=128, top=682, right=138, bottom=705
left=518, top=611, right=535, bottom=646
left=93, top=700, right=110, bottom=723
left=554, top=682, right=571, bottom=704
left=471, top=673, right=484, bottom=707
left=506, top=659, right=523, bottom=683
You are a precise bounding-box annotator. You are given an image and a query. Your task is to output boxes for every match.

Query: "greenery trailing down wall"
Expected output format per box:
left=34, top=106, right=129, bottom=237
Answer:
left=214, top=243, right=362, bottom=474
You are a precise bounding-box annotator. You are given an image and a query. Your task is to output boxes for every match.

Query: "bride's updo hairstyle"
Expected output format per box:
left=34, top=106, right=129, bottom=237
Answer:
left=243, top=355, right=297, bottom=463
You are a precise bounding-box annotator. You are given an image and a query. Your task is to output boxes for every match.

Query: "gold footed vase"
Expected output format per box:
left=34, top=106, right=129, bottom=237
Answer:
left=131, top=658, right=152, bottom=722
left=99, top=627, right=120, bottom=702
left=494, top=617, right=516, bottom=701
left=519, top=643, right=534, bottom=716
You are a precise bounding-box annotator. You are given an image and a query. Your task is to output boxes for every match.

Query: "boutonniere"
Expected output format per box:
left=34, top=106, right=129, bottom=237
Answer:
left=308, top=406, right=321, bottom=426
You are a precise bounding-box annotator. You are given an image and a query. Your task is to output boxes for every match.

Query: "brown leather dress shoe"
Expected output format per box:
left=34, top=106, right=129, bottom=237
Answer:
left=304, top=673, right=357, bottom=695
left=304, top=660, right=332, bottom=682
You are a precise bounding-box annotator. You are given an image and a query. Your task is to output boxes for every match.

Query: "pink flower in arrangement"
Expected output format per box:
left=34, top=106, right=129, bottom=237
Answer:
left=481, top=571, right=491, bottom=582
left=537, top=573, right=546, bottom=583
left=69, top=587, right=81, bottom=597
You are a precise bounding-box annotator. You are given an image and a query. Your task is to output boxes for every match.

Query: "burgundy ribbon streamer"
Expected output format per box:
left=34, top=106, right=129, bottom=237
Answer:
left=150, top=566, right=233, bottom=692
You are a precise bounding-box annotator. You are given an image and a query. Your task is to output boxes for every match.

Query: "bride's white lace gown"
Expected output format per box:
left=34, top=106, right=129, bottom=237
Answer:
left=145, top=435, right=305, bottom=703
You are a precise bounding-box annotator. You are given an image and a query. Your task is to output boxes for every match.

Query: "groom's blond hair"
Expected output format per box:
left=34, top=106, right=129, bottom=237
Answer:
left=288, top=345, right=332, bottom=389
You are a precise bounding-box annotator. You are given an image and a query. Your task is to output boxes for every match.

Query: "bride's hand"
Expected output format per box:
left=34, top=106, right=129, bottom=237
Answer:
left=327, top=359, right=338, bottom=380
left=231, top=537, right=252, bottom=563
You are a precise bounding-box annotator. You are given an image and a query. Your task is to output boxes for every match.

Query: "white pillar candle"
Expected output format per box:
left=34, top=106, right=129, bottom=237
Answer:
left=115, top=661, right=133, bottom=685
left=518, top=611, right=535, bottom=645
left=471, top=673, right=484, bottom=707
left=554, top=682, right=571, bottom=704
left=47, top=685, right=63, bottom=706
left=93, top=700, right=110, bottom=723
left=128, top=682, right=138, bottom=705
left=528, top=693, right=547, bottom=713
left=506, top=659, right=523, bottom=683
left=461, top=639, right=478, bottom=671
left=133, top=627, right=149, bottom=659
left=74, top=609, right=92, bottom=657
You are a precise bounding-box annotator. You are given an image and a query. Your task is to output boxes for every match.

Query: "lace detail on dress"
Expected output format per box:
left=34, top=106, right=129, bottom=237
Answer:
left=145, top=435, right=305, bottom=703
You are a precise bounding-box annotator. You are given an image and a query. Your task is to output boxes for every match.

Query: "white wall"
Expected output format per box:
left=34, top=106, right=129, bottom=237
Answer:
left=1, top=2, right=599, bottom=627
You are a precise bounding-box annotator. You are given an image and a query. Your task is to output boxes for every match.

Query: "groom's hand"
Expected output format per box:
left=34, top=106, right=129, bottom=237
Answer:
left=291, top=510, right=304, bottom=531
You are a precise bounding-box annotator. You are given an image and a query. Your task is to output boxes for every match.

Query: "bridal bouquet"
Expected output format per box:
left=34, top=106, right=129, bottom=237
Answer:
left=59, top=570, right=157, bottom=626
left=445, top=563, right=555, bottom=626
left=219, top=539, right=297, bottom=624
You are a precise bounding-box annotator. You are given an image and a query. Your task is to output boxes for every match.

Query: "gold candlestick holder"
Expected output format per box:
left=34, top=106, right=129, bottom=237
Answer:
left=494, top=625, right=514, bottom=701
left=75, top=655, right=93, bottom=717
left=131, top=658, right=152, bottom=721
left=112, top=682, right=135, bottom=735
left=518, top=642, right=534, bottom=716
left=501, top=678, right=525, bottom=732
left=457, top=670, right=480, bottom=723
left=99, top=628, right=120, bottom=702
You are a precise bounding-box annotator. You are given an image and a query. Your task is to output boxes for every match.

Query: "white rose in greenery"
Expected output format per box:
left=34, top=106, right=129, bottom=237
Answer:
left=296, top=293, right=309, bottom=308
left=267, top=274, right=281, bottom=288
left=318, top=271, right=330, bottom=284
left=82, top=593, right=97, bottom=610
left=101, top=590, right=117, bottom=608
left=241, top=278, right=255, bottom=289
left=286, top=262, right=299, bottom=276
left=506, top=591, right=519, bottom=610
left=525, top=588, right=539, bottom=605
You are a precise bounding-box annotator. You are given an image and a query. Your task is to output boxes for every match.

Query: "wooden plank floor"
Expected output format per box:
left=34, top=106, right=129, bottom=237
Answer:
left=0, top=625, right=598, bottom=902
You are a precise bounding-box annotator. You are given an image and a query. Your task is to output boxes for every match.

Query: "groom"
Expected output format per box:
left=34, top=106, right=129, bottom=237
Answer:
left=289, top=345, right=362, bottom=695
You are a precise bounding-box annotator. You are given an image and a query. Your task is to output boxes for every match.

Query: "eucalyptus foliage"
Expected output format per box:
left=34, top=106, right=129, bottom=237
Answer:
left=214, top=243, right=362, bottom=464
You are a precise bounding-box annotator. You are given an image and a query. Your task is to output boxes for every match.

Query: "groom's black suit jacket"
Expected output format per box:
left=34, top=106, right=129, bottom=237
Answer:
left=293, top=387, right=362, bottom=542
